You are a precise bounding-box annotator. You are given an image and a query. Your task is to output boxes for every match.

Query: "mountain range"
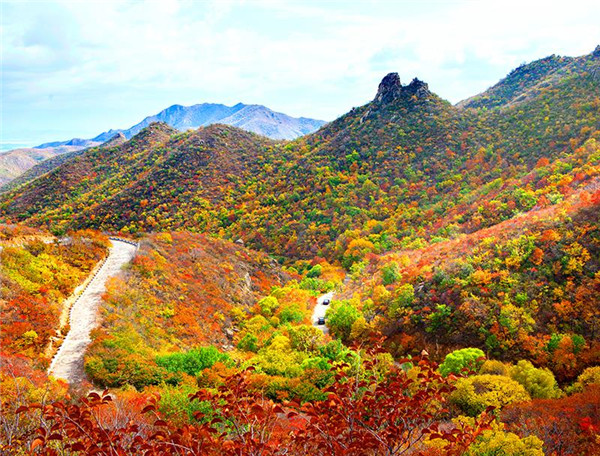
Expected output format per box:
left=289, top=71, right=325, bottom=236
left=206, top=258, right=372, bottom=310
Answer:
left=3, top=46, right=597, bottom=248
left=0, top=102, right=325, bottom=187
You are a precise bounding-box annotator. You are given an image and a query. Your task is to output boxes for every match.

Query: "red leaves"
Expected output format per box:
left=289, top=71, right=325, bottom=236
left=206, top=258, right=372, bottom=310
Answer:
left=502, top=385, right=600, bottom=456
left=30, top=437, right=44, bottom=451
left=2, top=356, right=498, bottom=455
left=142, top=405, right=156, bottom=414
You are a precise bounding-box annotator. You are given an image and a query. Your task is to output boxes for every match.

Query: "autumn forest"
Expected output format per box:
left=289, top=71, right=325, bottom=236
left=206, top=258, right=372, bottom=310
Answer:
left=1, top=46, right=600, bottom=455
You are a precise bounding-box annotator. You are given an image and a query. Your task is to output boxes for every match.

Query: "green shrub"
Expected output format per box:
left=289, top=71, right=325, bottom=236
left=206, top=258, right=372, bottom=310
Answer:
left=258, top=296, right=279, bottom=316
left=237, top=333, right=259, bottom=352
left=325, top=300, right=362, bottom=343
left=439, top=348, right=485, bottom=377
left=279, top=304, right=305, bottom=324
left=158, top=384, right=214, bottom=425
left=156, top=346, right=230, bottom=376
left=306, top=264, right=322, bottom=278
left=381, top=261, right=401, bottom=285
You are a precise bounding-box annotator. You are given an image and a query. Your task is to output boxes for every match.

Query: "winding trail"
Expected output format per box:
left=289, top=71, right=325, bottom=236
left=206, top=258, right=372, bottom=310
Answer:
left=48, top=239, right=137, bottom=384
left=312, top=291, right=334, bottom=334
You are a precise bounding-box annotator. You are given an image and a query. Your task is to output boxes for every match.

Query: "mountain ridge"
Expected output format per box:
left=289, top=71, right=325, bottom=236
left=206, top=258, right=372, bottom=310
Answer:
left=1, top=47, right=598, bottom=259
left=37, top=102, right=326, bottom=148
left=0, top=102, right=325, bottom=188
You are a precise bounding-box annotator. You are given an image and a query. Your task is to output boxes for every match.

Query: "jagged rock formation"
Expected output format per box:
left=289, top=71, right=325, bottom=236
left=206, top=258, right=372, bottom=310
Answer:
left=373, top=73, right=431, bottom=105
left=374, top=73, right=403, bottom=104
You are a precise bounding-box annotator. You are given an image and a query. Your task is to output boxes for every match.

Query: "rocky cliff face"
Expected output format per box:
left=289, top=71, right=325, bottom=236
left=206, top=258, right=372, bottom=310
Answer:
left=374, top=73, right=431, bottom=105
left=374, top=73, right=403, bottom=104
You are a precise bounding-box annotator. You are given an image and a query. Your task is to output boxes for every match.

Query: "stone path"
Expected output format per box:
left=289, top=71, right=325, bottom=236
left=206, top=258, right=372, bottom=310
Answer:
left=48, top=239, right=137, bottom=384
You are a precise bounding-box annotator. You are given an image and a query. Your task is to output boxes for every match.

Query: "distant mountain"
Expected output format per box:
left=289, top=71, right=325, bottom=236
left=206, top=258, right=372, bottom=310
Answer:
left=0, top=145, right=87, bottom=187
left=0, top=103, right=325, bottom=187
left=37, top=102, right=325, bottom=149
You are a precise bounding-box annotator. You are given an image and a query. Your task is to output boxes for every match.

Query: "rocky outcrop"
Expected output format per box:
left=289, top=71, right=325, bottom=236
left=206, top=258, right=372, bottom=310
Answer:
left=373, top=73, right=431, bottom=105
left=374, top=73, right=403, bottom=104
left=403, top=78, right=431, bottom=99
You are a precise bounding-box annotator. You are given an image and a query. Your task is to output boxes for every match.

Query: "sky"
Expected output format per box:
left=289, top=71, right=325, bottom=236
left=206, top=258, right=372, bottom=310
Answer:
left=2, top=0, right=600, bottom=149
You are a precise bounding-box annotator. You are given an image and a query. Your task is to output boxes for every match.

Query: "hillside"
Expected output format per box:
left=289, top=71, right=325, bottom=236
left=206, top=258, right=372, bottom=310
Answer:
left=340, top=184, right=600, bottom=380
left=459, top=45, right=600, bottom=109
left=84, top=231, right=296, bottom=388
left=0, top=134, right=128, bottom=193
left=2, top=48, right=599, bottom=265
left=0, top=226, right=109, bottom=371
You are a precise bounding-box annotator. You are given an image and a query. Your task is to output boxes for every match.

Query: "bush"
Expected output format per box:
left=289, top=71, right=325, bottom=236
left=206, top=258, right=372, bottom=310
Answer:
left=278, top=304, right=305, bottom=324
left=288, top=325, right=325, bottom=353
left=158, top=384, right=214, bottom=425
left=319, top=340, right=353, bottom=362
left=254, top=335, right=303, bottom=377
left=480, top=360, right=510, bottom=376
left=156, top=346, right=230, bottom=377
left=451, top=374, right=530, bottom=416
left=325, top=300, right=362, bottom=343
left=85, top=352, right=170, bottom=389
left=439, top=348, right=485, bottom=377
left=569, top=366, right=600, bottom=393
left=465, top=428, right=544, bottom=456
left=509, top=360, right=560, bottom=399
left=306, top=264, right=322, bottom=278
left=258, top=296, right=279, bottom=316
left=237, top=333, right=259, bottom=352
left=381, top=261, right=401, bottom=285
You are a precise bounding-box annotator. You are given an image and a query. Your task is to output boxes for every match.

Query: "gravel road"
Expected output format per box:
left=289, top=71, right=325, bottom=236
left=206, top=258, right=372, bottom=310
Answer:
left=48, top=239, right=136, bottom=384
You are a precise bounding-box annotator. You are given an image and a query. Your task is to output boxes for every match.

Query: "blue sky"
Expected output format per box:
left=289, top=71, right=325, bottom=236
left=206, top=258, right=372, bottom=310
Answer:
left=2, top=0, right=600, bottom=149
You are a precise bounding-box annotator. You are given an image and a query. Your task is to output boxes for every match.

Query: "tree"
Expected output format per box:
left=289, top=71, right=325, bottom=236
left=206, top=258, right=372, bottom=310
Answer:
left=509, top=360, right=560, bottom=399
left=381, top=261, right=401, bottom=285
left=439, top=348, right=486, bottom=377
left=451, top=374, right=530, bottom=416
left=326, top=300, right=362, bottom=343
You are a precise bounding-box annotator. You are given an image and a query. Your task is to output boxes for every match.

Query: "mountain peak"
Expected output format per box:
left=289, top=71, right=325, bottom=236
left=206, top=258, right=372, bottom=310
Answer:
left=373, top=73, right=431, bottom=105
left=130, top=122, right=177, bottom=145
left=375, top=73, right=402, bottom=104
left=405, top=78, right=430, bottom=98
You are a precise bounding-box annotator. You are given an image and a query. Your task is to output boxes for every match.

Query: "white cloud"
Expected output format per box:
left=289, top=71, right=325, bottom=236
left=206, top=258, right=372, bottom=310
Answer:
left=2, top=0, right=599, bottom=144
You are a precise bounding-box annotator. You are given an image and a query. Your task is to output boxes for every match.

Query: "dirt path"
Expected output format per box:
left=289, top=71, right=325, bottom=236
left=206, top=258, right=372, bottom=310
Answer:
left=312, top=291, right=333, bottom=334
left=48, top=239, right=137, bottom=384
